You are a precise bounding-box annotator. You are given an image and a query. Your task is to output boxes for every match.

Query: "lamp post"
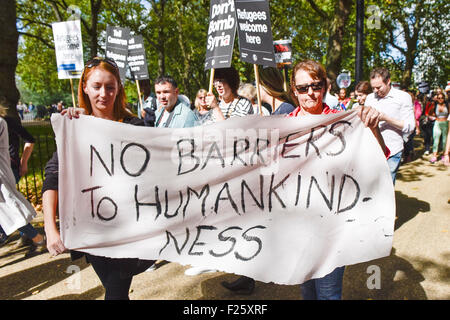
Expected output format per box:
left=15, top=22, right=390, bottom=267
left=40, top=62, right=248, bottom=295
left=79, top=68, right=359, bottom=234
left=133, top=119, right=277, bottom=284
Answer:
left=355, top=0, right=364, bottom=84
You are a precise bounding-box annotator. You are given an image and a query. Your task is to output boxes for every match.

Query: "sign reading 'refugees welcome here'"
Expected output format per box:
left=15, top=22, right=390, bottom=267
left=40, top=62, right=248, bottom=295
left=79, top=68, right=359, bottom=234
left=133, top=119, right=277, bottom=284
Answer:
left=52, top=111, right=395, bottom=285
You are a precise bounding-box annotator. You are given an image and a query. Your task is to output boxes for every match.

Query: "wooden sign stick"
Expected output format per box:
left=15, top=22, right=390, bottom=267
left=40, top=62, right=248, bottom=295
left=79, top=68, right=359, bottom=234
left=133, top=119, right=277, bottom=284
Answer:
left=69, top=78, right=77, bottom=108
left=254, top=64, right=262, bottom=115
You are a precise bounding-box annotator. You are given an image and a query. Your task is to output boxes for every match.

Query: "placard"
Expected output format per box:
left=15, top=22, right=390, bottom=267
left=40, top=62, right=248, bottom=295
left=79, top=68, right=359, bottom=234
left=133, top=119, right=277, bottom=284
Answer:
left=235, top=0, right=276, bottom=67
left=52, top=20, right=84, bottom=79
left=205, top=0, right=237, bottom=70
left=106, top=25, right=130, bottom=82
left=128, top=34, right=149, bottom=80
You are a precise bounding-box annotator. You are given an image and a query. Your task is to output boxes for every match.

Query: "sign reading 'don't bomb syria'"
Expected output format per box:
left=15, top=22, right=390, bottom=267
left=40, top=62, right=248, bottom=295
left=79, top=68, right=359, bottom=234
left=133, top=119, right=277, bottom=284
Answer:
left=205, top=0, right=237, bottom=70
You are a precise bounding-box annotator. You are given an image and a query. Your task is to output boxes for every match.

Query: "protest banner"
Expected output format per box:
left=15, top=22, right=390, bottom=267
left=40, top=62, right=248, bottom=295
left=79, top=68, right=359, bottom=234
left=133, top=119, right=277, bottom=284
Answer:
left=205, top=0, right=238, bottom=92
left=51, top=110, right=395, bottom=285
left=52, top=20, right=84, bottom=107
left=235, top=0, right=276, bottom=114
left=128, top=34, right=149, bottom=111
left=106, top=25, right=130, bottom=83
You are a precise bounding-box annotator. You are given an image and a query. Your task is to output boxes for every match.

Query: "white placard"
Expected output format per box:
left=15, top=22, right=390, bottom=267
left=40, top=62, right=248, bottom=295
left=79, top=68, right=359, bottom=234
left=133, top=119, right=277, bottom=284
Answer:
left=52, top=20, right=84, bottom=79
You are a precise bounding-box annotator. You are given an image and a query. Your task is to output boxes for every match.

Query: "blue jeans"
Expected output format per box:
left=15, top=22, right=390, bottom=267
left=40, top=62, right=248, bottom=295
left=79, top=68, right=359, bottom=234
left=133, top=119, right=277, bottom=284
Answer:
left=300, top=266, right=345, bottom=300
left=387, top=150, right=403, bottom=184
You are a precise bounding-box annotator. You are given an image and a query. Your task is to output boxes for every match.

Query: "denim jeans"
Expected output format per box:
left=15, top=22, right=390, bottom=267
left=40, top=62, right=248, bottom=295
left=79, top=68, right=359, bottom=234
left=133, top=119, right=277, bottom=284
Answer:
left=387, top=150, right=403, bottom=184
left=300, top=266, right=345, bottom=300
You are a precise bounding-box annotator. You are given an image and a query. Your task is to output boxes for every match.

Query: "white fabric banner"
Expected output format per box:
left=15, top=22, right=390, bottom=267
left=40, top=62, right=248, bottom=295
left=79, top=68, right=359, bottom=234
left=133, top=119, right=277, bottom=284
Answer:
left=51, top=110, right=394, bottom=285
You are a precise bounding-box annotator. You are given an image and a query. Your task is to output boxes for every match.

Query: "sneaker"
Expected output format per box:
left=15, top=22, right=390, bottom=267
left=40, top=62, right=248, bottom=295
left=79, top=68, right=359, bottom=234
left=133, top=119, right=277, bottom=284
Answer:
left=12, top=235, right=33, bottom=249
left=184, top=266, right=217, bottom=276
left=424, top=150, right=430, bottom=155
left=430, top=156, right=437, bottom=164
left=25, top=236, right=47, bottom=257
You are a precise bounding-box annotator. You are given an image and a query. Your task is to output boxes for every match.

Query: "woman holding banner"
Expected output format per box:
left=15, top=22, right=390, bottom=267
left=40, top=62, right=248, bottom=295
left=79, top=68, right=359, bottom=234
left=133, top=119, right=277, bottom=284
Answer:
left=42, top=57, right=155, bottom=300
left=288, top=60, right=389, bottom=300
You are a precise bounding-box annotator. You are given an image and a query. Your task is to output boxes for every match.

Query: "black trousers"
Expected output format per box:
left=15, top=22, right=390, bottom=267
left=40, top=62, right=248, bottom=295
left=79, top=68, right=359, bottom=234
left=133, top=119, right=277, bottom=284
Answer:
left=86, top=253, right=155, bottom=300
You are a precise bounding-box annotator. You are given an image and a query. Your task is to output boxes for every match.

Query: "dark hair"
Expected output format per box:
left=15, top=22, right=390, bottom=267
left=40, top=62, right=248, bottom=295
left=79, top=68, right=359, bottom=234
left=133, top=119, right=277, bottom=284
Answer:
left=370, top=67, right=390, bottom=83
left=259, top=67, right=295, bottom=105
left=355, top=81, right=372, bottom=95
left=154, top=75, right=178, bottom=88
left=214, top=67, right=240, bottom=94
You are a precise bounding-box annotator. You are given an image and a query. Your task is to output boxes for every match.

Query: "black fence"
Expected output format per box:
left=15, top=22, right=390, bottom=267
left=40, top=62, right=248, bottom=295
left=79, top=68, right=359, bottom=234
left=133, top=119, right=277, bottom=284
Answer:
left=17, top=133, right=56, bottom=206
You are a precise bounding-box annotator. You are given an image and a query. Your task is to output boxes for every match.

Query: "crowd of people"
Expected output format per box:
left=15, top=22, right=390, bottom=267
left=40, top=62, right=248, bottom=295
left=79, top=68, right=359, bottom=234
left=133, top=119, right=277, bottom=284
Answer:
left=1, top=55, right=449, bottom=301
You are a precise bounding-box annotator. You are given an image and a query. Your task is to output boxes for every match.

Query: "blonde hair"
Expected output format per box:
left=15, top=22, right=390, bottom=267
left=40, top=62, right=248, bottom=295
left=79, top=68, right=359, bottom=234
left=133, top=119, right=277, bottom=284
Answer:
left=237, top=83, right=257, bottom=104
left=194, top=89, right=208, bottom=110
left=78, top=58, right=133, bottom=121
left=259, top=67, right=295, bottom=105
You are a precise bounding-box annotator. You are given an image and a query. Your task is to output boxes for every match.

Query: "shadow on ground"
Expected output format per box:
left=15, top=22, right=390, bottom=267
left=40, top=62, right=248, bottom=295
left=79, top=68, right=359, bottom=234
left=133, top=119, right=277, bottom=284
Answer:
left=0, top=256, right=90, bottom=300
left=394, top=191, right=430, bottom=230
left=343, top=248, right=428, bottom=300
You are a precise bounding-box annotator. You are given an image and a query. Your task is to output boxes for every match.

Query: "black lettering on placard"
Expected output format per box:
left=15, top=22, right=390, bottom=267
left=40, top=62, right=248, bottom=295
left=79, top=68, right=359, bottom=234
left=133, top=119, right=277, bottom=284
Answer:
left=295, top=173, right=302, bottom=206
left=134, top=184, right=161, bottom=221
left=183, top=185, right=210, bottom=218
left=209, top=226, right=242, bottom=258
left=268, top=173, right=290, bottom=211
left=281, top=131, right=302, bottom=158
left=326, top=121, right=351, bottom=156
left=177, top=139, right=200, bottom=175
left=307, top=174, right=335, bottom=211
left=163, top=190, right=184, bottom=218
left=120, top=143, right=150, bottom=177
left=90, top=144, right=113, bottom=176
left=81, top=186, right=103, bottom=218
left=337, top=174, right=360, bottom=214
left=188, top=225, right=217, bottom=256
left=232, top=138, right=249, bottom=166
left=241, top=176, right=264, bottom=213
left=250, top=138, right=270, bottom=165
left=159, top=228, right=190, bottom=255
left=201, top=141, right=225, bottom=170
left=305, top=125, right=327, bottom=158
left=234, top=225, right=266, bottom=261
left=96, top=197, right=118, bottom=221
left=215, top=182, right=240, bottom=215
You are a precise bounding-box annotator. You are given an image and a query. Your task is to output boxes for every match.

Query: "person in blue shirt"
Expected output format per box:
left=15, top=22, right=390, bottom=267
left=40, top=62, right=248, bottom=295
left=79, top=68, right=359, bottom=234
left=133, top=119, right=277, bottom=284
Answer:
left=154, top=76, right=198, bottom=128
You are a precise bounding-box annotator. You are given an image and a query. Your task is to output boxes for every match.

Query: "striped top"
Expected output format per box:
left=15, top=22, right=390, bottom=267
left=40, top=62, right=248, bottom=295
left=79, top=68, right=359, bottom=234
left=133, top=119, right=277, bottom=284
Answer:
left=219, top=96, right=254, bottom=119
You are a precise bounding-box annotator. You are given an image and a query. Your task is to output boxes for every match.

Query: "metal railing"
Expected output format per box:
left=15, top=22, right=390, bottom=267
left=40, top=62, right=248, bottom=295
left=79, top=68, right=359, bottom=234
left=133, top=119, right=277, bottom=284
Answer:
left=17, top=133, right=56, bottom=206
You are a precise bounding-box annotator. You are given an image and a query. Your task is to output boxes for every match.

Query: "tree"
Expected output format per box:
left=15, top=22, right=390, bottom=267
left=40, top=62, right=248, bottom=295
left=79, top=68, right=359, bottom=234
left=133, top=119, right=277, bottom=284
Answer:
left=0, top=0, right=20, bottom=118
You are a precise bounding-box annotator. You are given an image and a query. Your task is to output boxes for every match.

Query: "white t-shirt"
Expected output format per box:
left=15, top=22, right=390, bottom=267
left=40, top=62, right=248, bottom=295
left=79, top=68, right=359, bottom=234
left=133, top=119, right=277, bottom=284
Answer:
left=365, top=87, right=415, bottom=156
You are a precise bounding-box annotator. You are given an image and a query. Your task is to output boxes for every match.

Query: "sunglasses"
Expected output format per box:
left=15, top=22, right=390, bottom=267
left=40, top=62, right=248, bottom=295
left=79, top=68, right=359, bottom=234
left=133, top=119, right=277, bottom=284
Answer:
left=295, top=82, right=324, bottom=93
left=85, top=57, right=119, bottom=70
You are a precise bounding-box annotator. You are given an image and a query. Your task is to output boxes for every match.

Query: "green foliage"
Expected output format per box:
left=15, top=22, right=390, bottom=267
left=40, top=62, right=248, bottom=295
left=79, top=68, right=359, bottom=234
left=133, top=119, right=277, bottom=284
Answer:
left=14, top=0, right=450, bottom=106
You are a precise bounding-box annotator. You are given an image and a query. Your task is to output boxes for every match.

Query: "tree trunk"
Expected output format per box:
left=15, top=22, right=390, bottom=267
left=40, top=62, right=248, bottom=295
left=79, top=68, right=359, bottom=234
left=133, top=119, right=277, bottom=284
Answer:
left=325, top=0, right=352, bottom=93
left=0, top=0, right=20, bottom=119
left=89, top=0, right=102, bottom=57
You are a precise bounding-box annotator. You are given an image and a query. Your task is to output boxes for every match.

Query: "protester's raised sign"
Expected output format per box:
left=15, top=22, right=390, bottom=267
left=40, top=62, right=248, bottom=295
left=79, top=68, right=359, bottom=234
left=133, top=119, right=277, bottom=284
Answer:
left=273, top=39, right=292, bottom=65
left=235, top=0, right=276, bottom=67
left=128, top=34, right=149, bottom=80
left=51, top=111, right=394, bottom=285
left=106, top=25, right=130, bottom=82
left=205, top=0, right=237, bottom=70
left=52, top=20, right=84, bottom=79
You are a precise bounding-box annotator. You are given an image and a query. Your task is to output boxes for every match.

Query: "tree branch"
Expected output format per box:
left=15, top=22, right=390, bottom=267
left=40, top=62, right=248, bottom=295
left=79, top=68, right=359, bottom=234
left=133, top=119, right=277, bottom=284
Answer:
left=18, top=32, right=55, bottom=49
left=305, top=0, right=328, bottom=20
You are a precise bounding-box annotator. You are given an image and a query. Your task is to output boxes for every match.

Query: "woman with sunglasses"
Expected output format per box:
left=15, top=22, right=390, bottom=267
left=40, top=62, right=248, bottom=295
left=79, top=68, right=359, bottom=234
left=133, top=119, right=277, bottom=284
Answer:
left=288, top=60, right=389, bottom=300
left=42, top=57, right=155, bottom=300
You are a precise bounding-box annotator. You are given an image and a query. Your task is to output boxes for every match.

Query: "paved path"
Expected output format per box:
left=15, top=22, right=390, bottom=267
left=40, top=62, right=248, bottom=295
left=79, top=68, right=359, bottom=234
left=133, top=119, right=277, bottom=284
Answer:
left=0, top=148, right=448, bottom=300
